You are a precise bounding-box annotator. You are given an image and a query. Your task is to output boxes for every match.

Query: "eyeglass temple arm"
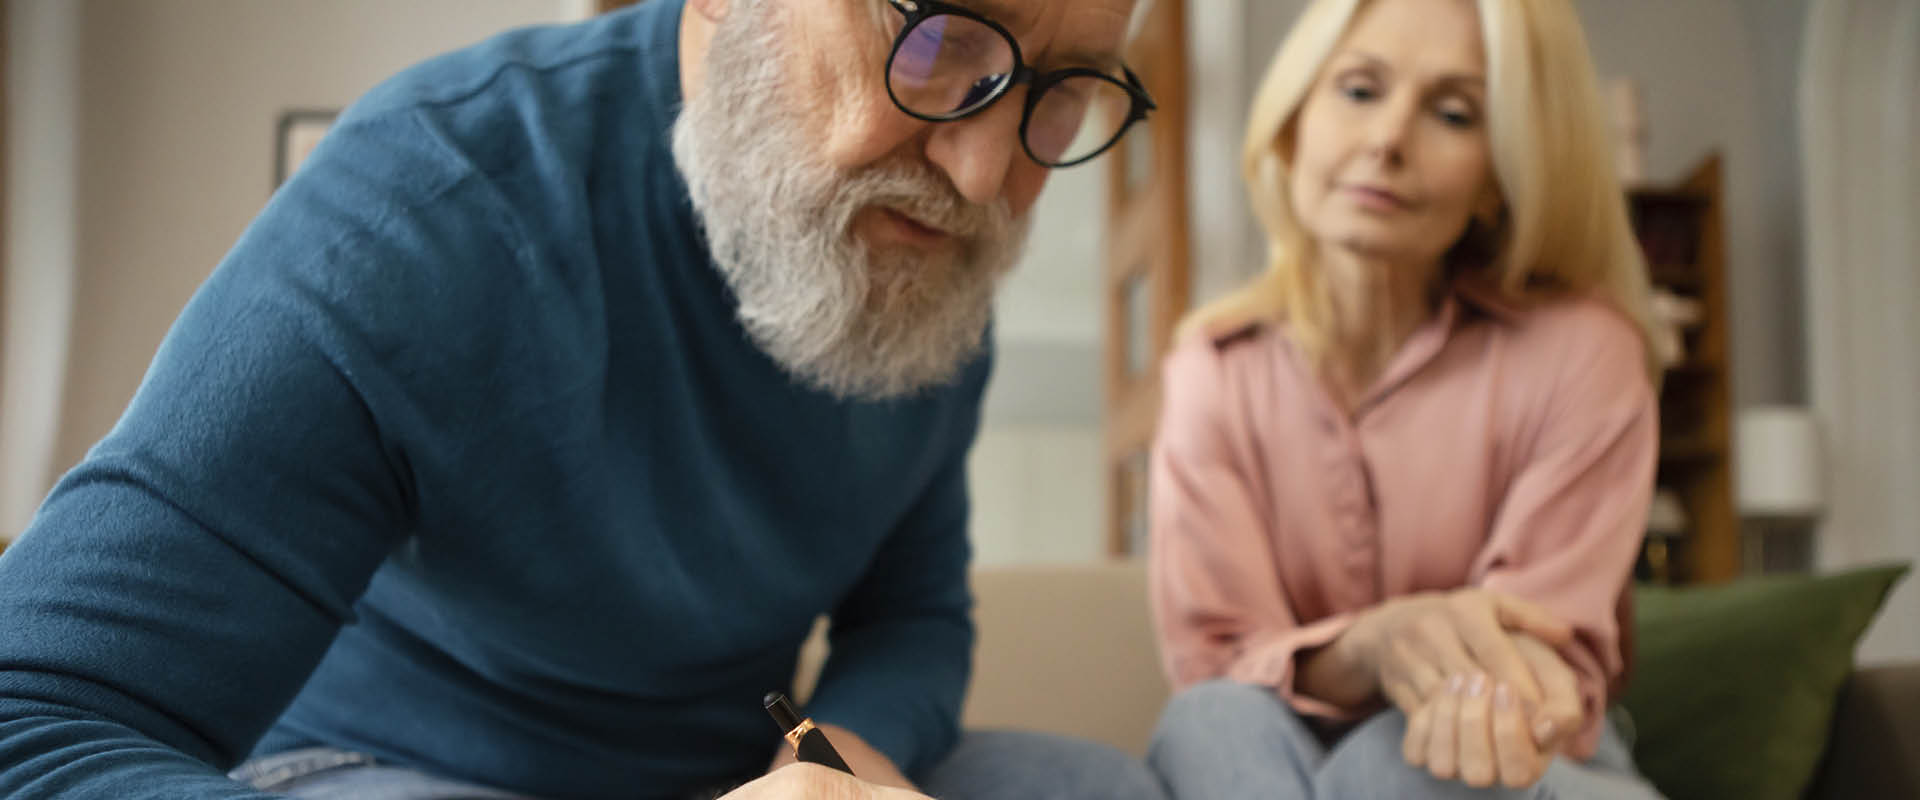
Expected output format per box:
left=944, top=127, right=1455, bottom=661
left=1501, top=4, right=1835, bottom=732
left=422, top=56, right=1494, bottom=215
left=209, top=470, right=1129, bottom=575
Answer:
left=1122, top=66, right=1158, bottom=114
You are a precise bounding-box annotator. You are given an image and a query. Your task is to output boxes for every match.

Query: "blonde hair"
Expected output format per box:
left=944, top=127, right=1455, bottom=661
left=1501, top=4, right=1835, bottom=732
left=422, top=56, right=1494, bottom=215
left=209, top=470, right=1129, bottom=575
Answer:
left=1182, top=0, right=1659, bottom=375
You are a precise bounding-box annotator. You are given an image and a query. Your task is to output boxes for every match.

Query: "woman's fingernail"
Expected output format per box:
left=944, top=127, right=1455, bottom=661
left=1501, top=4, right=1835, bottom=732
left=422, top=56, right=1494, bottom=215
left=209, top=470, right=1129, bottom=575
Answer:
left=1468, top=673, right=1487, bottom=697
left=1449, top=673, right=1466, bottom=693
left=1494, top=683, right=1513, bottom=709
left=1534, top=718, right=1557, bottom=741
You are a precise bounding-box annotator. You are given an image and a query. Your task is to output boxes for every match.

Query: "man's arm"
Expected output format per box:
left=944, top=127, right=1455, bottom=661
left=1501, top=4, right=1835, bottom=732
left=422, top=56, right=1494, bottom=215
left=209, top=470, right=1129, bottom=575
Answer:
left=0, top=253, right=409, bottom=796
left=799, top=359, right=989, bottom=784
left=766, top=724, right=916, bottom=789
left=0, top=111, right=491, bottom=797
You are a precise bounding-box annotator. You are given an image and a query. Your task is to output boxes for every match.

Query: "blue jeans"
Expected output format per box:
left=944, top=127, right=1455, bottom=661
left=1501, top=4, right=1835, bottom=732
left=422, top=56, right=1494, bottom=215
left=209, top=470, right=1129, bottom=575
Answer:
left=228, top=730, right=1167, bottom=800
left=1148, top=680, right=1664, bottom=799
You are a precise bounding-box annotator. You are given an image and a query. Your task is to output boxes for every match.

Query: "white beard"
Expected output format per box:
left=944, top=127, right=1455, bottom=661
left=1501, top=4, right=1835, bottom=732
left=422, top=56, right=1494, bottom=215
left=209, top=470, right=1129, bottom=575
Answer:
left=669, top=0, right=1028, bottom=400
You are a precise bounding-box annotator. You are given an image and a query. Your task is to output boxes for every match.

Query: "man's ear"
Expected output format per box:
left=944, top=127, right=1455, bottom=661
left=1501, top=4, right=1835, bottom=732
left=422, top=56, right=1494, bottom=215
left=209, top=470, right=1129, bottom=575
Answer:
left=687, top=0, right=728, bottom=22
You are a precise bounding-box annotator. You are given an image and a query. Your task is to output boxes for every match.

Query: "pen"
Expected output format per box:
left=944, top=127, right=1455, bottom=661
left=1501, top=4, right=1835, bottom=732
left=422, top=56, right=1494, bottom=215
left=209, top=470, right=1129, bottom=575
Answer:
left=763, top=691, right=855, bottom=776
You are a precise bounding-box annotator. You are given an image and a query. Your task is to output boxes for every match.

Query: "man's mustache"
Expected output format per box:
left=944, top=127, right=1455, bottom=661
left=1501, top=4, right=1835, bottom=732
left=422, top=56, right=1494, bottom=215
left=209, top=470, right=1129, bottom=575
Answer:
left=842, top=162, right=1010, bottom=242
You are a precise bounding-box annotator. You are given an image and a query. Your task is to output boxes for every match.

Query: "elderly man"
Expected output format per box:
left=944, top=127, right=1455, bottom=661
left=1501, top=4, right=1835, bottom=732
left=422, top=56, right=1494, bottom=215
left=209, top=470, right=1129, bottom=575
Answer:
left=0, top=0, right=1166, bottom=798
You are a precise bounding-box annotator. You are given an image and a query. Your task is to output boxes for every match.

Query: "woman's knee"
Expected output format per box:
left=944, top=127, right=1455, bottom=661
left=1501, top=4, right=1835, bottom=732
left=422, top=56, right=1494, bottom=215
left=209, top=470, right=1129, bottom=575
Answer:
left=1316, top=711, right=1547, bottom=799
left=1149, top=681, right=1330, bottom=799
left=1152, top=680, right=1293, bottom=742
left=1151, top=682, right=1319, bottom=774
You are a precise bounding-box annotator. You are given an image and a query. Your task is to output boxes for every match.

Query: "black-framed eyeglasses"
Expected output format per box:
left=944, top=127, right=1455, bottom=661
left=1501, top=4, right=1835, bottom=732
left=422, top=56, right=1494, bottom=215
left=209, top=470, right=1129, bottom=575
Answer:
left=884, top=0, right=1157, bottom=168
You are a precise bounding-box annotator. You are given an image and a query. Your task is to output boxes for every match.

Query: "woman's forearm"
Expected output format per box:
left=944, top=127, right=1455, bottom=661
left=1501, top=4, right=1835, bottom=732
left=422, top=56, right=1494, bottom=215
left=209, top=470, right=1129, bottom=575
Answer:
left=1295, top=623, right=1381, bottom=710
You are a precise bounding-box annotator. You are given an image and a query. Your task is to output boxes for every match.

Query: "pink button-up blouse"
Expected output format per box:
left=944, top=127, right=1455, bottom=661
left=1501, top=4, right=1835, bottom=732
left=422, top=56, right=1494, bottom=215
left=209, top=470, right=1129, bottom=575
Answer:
left=1148, top=284, right=1657, bottom=759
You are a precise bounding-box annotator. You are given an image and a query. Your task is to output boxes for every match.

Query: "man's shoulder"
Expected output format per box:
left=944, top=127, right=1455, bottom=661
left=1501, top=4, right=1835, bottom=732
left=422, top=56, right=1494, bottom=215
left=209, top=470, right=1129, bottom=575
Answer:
left=264, top=4, right=690, bottom=323
left=354, top=8, right=669, bottom=122
left=322, top=5, right=679, bottom=197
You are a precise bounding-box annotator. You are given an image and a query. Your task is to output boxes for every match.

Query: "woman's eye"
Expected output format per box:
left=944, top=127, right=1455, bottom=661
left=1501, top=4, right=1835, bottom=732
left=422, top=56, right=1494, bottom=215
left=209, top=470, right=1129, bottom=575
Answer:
left=1435, top=101, right=1478, bottom=128
left=1340, top=84, right=1379, bottom=102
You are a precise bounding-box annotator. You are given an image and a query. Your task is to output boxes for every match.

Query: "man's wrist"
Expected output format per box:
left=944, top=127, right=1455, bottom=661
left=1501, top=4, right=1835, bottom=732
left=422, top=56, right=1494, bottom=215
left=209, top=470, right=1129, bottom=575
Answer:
left=767, top=722, right=918, bottom=791
left=815, top=723, right=917, bottom=790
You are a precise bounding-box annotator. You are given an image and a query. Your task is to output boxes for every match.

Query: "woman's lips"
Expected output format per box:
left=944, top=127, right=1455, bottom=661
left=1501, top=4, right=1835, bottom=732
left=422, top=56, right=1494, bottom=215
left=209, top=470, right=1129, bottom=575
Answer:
left=1344, top=184, right=1414, bottom=211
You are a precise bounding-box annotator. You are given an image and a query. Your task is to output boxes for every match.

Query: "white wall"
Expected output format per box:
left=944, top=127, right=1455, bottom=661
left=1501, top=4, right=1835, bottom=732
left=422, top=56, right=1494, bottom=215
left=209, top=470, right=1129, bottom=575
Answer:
left=968, top=426, right=1106, bottom=566
left=0, top=0, right=582, bottom=538
left=1573, top=0, right=1811, bottom=407
left=1, top=0, right=81, bottom=537
left=972, top=168, right=1107, bottom=565
left=1801, top=0, right=1920, bottom=663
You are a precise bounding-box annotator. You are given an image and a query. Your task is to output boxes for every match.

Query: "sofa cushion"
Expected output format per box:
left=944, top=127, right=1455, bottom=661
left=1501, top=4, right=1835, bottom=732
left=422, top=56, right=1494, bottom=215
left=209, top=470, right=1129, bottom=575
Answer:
left=1621, top=563, right=1909, bottom=800
left=790, top=561, right=1171, bottom=757
left=963, top=561, right=1169, bottom=756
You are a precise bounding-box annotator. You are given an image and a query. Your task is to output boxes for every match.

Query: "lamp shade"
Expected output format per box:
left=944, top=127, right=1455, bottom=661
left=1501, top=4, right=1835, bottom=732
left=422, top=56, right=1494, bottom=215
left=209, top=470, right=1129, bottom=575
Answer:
left=1735, top=406, right=1826, bottom=517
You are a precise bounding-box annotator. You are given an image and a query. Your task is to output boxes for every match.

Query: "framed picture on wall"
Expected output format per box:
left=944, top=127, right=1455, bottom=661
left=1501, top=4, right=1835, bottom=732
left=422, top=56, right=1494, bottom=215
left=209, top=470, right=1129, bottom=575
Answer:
left=274, top=109, right=338, bottom=189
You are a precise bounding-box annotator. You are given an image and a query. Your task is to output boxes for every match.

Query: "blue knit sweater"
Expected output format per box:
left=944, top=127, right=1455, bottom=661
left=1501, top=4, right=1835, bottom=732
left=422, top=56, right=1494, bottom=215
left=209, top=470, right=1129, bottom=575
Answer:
left=0, top=3, right=984, bottom=797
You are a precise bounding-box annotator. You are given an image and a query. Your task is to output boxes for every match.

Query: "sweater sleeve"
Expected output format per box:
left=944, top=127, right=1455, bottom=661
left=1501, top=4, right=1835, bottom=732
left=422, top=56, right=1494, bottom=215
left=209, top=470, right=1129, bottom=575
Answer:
left=0, top=111, right=487, bottom=798
left=1147, top=334, right=1361, bottom=718
left=802, top=357, right=989, bottom=779
left=1473, top=310, right=1657, bottom=760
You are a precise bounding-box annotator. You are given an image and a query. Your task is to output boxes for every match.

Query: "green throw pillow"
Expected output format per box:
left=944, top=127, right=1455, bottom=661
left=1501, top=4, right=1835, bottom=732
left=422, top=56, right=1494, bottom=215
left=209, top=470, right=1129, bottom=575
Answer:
left=1621, top=564, right=1909, bottom=800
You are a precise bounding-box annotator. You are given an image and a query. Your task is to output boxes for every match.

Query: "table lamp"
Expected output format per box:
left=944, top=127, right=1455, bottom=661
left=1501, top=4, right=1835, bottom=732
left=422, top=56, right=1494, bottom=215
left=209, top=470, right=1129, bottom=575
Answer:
left=1735, top=406, right=1826, bottom=572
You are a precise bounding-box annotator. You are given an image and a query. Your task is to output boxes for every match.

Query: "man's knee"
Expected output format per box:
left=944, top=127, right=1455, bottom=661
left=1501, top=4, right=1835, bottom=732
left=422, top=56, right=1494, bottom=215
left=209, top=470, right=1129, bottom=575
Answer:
left=920, top=730, right=1164, bottom=800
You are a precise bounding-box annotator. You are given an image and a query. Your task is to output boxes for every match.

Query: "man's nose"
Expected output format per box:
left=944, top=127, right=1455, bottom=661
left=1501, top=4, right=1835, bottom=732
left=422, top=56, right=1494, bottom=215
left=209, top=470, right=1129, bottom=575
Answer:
left=923, top=90, right=1028, bottom=206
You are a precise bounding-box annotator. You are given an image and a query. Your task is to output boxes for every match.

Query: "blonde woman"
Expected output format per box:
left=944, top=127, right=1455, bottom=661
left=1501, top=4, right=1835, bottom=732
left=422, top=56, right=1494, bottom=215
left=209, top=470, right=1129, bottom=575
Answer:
left=1144, top=0, right=1665, bottom=796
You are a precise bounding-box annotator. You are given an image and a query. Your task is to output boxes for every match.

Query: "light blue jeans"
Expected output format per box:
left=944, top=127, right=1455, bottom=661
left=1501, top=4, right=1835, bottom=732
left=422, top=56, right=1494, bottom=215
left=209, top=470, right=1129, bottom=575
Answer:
left=228, top=730, right=1168, bottom=800
left=1148, top=680, right=1664, bottom=800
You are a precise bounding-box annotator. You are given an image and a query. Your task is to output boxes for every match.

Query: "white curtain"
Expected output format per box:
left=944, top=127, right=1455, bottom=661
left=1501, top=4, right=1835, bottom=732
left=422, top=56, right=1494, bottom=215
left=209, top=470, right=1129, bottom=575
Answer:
left=1800, top=0, right=1920, bottom=663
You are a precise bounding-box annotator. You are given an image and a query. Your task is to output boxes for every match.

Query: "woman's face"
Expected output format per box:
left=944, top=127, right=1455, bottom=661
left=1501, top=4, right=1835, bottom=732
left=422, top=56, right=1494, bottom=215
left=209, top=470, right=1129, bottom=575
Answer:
left=1287, top=0, right=1494, bottom=269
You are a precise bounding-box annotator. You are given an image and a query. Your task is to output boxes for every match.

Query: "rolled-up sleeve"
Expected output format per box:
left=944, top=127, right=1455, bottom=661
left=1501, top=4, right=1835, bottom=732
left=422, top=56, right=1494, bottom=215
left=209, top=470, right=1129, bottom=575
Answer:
left=1147, top=334, right=1361, bottom=719
left=1474, top=317, right=1657, bottom=759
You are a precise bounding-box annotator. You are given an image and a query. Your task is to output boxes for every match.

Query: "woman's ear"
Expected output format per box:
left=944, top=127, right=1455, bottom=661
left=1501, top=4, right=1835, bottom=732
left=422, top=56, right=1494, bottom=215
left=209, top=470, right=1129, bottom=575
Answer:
left=688, top=0, right=728, bottom=23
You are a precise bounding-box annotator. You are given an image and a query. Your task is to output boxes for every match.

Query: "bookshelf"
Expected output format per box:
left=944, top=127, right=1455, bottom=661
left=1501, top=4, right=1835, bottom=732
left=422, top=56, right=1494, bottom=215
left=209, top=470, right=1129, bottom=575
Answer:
left=1630, top=154, right=1738, bottom=584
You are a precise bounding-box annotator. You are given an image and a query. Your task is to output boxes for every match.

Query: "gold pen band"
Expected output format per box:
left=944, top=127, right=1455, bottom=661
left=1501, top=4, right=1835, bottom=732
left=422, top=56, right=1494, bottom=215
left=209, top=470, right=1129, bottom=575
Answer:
left=784, top=718, right=817, bottom=749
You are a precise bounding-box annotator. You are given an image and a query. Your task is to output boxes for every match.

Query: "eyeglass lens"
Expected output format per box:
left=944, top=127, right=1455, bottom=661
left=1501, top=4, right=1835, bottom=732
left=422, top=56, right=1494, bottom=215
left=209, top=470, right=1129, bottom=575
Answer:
left=888, top=12, right=1135, bottom=166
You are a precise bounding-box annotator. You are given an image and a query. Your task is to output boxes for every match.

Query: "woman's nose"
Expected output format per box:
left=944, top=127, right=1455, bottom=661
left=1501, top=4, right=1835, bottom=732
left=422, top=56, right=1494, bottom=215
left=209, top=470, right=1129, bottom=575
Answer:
left=1364, top=96, right=1420, bottom=166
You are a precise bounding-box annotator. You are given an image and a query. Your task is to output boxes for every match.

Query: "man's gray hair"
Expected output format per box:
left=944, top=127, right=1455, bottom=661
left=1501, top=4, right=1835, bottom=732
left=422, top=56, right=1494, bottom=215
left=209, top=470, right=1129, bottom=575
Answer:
left=867, top=0, right=1159, bottom=45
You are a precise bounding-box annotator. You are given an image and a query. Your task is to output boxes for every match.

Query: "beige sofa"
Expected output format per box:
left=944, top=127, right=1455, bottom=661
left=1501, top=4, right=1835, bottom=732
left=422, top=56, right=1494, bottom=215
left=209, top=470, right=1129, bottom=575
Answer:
left=818, top=561, right=1920, bottom=799
left=794, top=561, right=1168, bottom=756
left=959, top=561, right=1169, bottom=755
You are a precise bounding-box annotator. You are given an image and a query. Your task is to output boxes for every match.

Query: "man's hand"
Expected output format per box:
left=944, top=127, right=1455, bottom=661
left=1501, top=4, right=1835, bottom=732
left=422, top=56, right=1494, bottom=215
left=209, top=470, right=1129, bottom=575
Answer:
left=766, top=723, right=917, bottom=790
left=720, top=763, right=933, bottom=800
